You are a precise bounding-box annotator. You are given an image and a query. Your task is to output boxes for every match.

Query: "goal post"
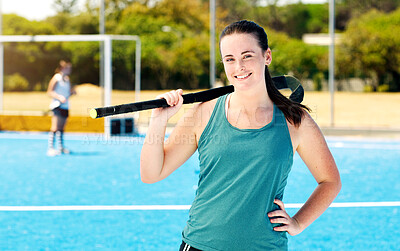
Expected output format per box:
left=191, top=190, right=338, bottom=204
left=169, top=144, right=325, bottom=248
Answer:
left=0, top=34, right=141, bottom=138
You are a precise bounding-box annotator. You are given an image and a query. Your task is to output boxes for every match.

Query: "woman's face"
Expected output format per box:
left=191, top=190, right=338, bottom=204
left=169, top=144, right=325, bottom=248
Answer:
left=220, top=33, right=271, bottom=91
left=62, top=64, right=72, bottom=75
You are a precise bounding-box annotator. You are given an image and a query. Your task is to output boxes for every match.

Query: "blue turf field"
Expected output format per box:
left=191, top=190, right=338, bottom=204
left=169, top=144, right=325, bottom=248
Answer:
left=0, top=132, right=399, bottom=250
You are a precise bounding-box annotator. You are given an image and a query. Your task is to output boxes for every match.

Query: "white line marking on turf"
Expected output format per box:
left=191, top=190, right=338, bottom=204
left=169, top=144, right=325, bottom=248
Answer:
left=329, top=142, right=400, bottom=150
left=0, top=205, right=191, bottom=211
left=286, top=201, right=400, bottom=208
left=0, top=202, right=399, bottom=211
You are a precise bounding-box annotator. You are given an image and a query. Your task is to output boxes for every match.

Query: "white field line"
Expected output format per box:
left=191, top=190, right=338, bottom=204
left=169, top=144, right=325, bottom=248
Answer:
left=2, top=134, right=400, bottom=149
left=0, top=202, right=400, bottom=211
left=0, top=205, right=190, bottom=211
left=286, top=201, right=400, bottom=208
left=328, top=142, right=400, bottom=150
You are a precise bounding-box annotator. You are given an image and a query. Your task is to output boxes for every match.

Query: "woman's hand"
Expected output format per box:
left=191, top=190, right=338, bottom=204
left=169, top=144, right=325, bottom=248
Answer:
left=58, top=95, right=67, bottom=104
left=152, top=89, right=184, bottom=122
left=268, top=199, right=302, bottom=236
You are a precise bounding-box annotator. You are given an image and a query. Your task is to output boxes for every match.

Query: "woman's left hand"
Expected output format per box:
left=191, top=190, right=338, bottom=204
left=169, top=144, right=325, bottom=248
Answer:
left=268, top=199, right=302, bottom=236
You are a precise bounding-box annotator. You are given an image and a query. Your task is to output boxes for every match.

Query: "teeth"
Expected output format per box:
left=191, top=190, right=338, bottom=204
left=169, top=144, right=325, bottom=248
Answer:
left=236, top=73, right=251, bottom=79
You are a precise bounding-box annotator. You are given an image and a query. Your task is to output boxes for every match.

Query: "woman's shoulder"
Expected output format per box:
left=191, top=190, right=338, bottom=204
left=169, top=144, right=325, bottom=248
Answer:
left=54, top=73, right=62, bottom=80
left=178, top=98, right=218, bottom=138
left=298, top=111, right=319, bottom=133
left=286, top=110, right=317, bottom=130
left=286, top=111, right=321, bottom=152
left=197, top=98, right=218, bottom=111
left=193, top=98, right=218, bottom=121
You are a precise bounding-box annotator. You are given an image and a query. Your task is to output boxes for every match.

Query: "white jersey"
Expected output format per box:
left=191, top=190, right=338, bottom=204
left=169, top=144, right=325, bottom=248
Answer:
left=52, top=73, right=71, bottom=110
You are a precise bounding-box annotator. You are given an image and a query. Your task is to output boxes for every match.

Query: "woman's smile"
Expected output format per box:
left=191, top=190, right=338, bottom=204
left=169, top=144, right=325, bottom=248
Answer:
left=235, top=72, right=252, bottom=80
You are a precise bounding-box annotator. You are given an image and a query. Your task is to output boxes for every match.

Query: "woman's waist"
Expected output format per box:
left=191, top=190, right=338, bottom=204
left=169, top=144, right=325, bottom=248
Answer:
left=189, top=192, right=276, bottom=226
left=184, top=205, right=287, bottom=250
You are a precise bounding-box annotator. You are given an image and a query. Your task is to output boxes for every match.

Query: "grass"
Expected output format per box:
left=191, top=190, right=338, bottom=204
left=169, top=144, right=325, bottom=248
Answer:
left=2, top=84, right=400, bottom=128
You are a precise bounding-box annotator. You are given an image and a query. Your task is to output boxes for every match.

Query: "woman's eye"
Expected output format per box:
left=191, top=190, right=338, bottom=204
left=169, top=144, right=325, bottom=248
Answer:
left=225, top=58, right=234, bottom=62
left=243, top=54, right=252, bottom=59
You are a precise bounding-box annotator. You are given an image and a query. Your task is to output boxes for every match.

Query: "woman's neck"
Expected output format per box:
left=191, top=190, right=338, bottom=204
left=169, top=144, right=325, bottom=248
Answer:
left=230, top=84, right=273, bottom=111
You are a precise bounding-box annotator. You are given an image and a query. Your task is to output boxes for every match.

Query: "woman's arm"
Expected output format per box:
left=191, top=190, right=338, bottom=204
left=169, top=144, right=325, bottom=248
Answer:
left=269, top=113, right=341, bottom=236
left=140, top=89, right=199, bottom=184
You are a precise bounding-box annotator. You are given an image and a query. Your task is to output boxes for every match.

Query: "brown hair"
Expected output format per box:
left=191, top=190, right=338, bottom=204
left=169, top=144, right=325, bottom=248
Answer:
left=55, top=60, right=71, bottom=74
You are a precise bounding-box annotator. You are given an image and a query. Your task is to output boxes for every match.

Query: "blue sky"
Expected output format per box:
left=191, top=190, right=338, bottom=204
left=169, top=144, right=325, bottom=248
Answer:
left=2, top=0, right=328, bottom=21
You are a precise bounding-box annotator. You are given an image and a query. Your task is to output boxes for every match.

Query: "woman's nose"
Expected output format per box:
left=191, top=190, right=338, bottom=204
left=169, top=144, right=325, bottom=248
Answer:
left=236, top=60, right=245, bottom=71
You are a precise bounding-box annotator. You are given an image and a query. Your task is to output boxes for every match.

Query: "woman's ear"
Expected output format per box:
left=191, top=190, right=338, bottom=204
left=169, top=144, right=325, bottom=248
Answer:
left=265, top=48, right=272, bottom=66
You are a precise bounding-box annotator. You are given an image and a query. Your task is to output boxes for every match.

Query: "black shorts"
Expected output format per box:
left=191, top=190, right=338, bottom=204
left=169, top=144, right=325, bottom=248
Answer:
left=179, top=241, right=202, bottom=251
left=52, top=107, right=69, bottom=118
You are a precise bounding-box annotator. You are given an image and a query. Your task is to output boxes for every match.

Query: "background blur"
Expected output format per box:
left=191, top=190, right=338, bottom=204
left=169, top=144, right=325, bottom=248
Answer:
left=1, top=0, right=400, bottom=132
left=2, top=0, right=400, bottom=91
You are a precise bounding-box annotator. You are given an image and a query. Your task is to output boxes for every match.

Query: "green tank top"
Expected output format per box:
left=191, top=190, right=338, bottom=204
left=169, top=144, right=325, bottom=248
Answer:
left=182, top=94, right=293, bottom=251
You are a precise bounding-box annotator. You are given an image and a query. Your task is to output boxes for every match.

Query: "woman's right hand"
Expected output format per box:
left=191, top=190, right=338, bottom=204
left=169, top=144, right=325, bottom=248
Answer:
left=58, top=95, right=67, bottom=104
left=151, top=89, right=184, bottom=122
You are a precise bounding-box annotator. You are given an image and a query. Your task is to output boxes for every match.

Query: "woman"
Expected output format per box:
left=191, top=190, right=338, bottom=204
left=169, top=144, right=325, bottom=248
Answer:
left=46, top=60, right=75, bottom=156
left=141, top=20, right=341, bottom=250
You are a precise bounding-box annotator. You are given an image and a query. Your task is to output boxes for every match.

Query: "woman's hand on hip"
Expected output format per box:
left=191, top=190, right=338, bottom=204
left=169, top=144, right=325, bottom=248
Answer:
left=268, top=199, right=302, bottom=236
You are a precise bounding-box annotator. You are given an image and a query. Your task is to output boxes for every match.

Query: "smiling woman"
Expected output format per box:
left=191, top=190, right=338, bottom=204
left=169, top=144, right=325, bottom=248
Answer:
left=140, top=20, right=341, bottom=251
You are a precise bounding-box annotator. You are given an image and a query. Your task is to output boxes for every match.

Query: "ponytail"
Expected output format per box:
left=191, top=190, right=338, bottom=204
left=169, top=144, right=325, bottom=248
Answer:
left=265, top=66, right=310, bottom=127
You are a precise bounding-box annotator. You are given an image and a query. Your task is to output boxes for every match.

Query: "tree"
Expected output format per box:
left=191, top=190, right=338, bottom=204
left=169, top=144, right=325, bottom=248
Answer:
left=153, top=0, right=209, bottom=32
left=281, top=3, right=311, bottom=39
left=336, top=0, right=400, bottom=30
left=338, top=0, right=399, bottom=14
left=5, top=0, right=398, bottom=91
left=115, top=1, right=211, bottom=89
left=253, top=0, right=283, bottom=32
left=217, top=0, right=253, bottom=24
left=2, top=14, right=62, bottom=91
left=337, top=8, right=400, bottom=91
left=267, top=29, right=327, bottom=81
left=253, top=3, right=328, bottom=38
left=53, top=0, right=79, bottom=14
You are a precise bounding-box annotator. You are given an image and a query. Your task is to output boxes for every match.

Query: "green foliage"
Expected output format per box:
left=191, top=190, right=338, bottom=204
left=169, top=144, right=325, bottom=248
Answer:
left=3, top=14, right=57, bottom=35
left=337, top=8, right=400, bottom=91
left=281, top=3, right=311, bottom=39
left=4, top=73, right=30, bottom=92
left=313, top=72, right=325, bottom=91
left=33, top=82, right=46, bottom=92
left=306, top=4, right=329, bottom=33
left=267, top=29, right=327, bottom=81
left=336, top=0, right=400, bottom=31
left=218, top=0, right=254, bottom=23
left=363, top=85, right=374, bottom=92
left=2, top=1, right=399, bottom=92
left=172, top=33, right=210, bottom=89
left=338, top=0, right=400, bottom=16
left=2, top=14, right=64, bottom=91
left=252, top=3, right=328, bottom=38
left=115, top=1, right=210, bottom=89
left=155, top=0, right=209, bottom=31
left=377, top=84, right=390, bottom=92
left=62, top=42, right=99, bottom=85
